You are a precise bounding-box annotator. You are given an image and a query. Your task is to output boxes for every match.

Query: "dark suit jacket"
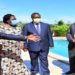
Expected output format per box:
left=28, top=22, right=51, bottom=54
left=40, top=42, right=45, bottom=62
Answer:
left=66, top=23, right=75, bottom=50
left=22, top=22, right=54, bottom=52
left=0, top=32, right=26, bottom=41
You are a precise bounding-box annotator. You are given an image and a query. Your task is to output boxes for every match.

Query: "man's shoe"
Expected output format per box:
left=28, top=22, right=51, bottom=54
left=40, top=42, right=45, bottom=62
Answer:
left=66, top=70, right=75, bottom=74
left=31, top=72, right=39, bottom=75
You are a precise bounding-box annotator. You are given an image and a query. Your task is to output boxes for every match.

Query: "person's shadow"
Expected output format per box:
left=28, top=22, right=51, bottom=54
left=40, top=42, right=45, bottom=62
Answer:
left=24, top=60, right=70, bottom=75
left=52, top=60, right=70, bottom=75
left=24, top=60, right=43, bottom=75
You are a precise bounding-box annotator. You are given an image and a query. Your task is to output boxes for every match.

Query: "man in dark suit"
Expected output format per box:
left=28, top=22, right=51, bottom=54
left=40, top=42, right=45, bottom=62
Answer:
left=66, top=23, right=75, bottom=74
left=22, top=12, right=54, bottom=75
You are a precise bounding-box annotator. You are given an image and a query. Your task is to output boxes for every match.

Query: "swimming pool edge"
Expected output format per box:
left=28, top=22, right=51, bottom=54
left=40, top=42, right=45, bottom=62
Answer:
left=48, top=52, right=69, bottom=65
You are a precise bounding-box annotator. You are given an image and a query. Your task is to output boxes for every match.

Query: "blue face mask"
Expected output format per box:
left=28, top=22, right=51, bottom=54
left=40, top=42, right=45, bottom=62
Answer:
left=11, top=20, right=17, bottom=26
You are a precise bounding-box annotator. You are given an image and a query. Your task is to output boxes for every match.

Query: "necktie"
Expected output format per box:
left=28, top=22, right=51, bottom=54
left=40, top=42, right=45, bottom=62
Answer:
left=36, top=24, right=40, bottom=34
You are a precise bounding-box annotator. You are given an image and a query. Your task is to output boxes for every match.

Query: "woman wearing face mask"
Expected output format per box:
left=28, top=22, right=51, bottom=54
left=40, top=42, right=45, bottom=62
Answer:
left=0, top=14, right=31, bottom=75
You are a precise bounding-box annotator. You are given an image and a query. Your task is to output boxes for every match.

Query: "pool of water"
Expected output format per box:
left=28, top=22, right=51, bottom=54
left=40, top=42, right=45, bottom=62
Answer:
left=49, top=40, right=69, bottom=58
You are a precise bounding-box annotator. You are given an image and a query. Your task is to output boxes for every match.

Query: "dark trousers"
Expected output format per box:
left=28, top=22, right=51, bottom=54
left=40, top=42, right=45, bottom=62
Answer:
left=0, top=57, right=3, bottom=75
left=0, top=45, right=3, bottom=75
left=68, top=47, right=75, bottom=72
left=29, top=49, right=50, bottom=75
left=69, top=56, right=75, bottom=71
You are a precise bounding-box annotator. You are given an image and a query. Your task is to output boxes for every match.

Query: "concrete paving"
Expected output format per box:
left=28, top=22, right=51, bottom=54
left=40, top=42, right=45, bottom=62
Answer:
left=21, top=51, right=70, bottom=75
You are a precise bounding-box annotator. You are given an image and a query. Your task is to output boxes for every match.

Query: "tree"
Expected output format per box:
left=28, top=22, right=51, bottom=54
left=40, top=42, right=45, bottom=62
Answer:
left=58, top=20, right=64, bottom=25
left=17, top=22, right=27, bottom=30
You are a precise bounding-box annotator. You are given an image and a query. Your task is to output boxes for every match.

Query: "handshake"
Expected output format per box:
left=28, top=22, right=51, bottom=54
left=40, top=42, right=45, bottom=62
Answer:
left=25, top=34, right=41, bottom=42
left=20, top=34, right=41, bottom=51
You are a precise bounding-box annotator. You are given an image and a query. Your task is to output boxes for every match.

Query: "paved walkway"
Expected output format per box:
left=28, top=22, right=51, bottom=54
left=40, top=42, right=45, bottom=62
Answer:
left=21, top=51, right=70, bottom=75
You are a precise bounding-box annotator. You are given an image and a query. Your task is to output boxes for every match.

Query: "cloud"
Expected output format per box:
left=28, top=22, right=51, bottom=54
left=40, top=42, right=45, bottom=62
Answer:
left=42, top=16, right=75, bottom=24
left=56, top=16, right=75, bottom=23
left=17, top=16, right=75, bottom=24
left=17, top=15, right=31, bottom=23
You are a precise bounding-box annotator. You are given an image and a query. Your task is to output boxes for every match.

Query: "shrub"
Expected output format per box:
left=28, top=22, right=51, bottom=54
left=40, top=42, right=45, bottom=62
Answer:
left=51, top=24, right=70, bottom=36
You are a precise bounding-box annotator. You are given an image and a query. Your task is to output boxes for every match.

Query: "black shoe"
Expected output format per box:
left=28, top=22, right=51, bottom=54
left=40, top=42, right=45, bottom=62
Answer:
left=66, top=70, right=75, bottom=74
left=31, top=72, right=36, bottom=75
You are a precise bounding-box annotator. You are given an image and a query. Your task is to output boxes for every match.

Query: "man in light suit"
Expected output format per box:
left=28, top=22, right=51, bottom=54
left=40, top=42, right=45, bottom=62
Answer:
left=22, top=12, right=54, bottom=75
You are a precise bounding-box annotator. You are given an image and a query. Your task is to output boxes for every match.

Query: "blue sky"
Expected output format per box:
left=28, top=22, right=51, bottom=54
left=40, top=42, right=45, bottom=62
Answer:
left=0, top=0, right=75, bottom=24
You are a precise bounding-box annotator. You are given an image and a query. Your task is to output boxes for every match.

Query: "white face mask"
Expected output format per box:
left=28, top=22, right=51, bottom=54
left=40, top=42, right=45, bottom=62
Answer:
left=33, top=18, right=41, bottom=23
left=11, top=20, right=17, bottom=26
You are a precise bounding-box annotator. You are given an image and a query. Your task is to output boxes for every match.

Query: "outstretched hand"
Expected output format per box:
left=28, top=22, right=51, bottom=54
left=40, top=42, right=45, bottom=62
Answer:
left=26, top=34, right=41, bottom=42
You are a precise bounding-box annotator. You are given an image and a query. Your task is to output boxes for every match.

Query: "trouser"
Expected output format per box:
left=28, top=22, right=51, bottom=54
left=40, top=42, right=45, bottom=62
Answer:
left=0, top=57, right=3, bottom=75
left=69, top=57, right=75, bottom=71
left=68, top=48, right=75, bottom=71
left=0, top=45, right=2, bottom=74
left=29, top=49, right=50, bottom=75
